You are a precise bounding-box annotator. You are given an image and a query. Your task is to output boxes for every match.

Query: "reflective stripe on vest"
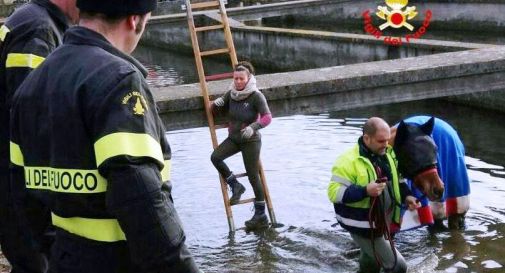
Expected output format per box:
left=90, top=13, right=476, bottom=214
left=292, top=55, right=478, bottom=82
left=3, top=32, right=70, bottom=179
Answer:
left=385, top=148, right=402, bottom=223
left=10, top=141, right=24, bottom=166
left=6, top=53, right=45, bottom=68
left=336, top=214, right=374, bottom=229
left=328, top=175, right=353, bottom=203
left=334, top=185, right=347, bottom=204
left=94, top=132, right=164, bottom=167
left=24, top=166, right=107, bottom=194
left=52, top=213, right=126, bottom=242
left=161, top=159, right=171, bottom=182
left=331, top=175, right=352, bottom=186
left=0, top=25, right=10, bottom=42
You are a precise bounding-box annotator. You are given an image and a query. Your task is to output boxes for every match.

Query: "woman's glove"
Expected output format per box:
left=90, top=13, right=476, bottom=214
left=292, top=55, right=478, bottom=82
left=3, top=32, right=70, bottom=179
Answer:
left=213, top=97, right=224, bottom=107
left=241, top=126, right=254, bottom=139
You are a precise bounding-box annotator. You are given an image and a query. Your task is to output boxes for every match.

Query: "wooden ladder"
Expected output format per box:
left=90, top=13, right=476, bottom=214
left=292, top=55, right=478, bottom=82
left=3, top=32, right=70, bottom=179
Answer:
left=185, top=0, right=277, bottom=232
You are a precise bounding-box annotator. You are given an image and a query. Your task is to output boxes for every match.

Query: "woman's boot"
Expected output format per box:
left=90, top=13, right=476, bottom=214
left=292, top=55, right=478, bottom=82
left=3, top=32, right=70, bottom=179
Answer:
left=226, top=174, right=245, bottom=205
left=245, top=201, right=269, bottom=229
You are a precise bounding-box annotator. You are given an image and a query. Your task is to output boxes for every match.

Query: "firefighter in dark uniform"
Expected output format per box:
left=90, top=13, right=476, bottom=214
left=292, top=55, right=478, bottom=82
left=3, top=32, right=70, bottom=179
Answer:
left=10, top=0, right=201, bottom=272
left=0, top=0, right=78, bottom=272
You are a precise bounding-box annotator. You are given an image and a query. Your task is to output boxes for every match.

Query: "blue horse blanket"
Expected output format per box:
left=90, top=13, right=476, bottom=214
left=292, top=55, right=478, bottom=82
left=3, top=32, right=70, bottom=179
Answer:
left=400, top=116, right=471, bottom=230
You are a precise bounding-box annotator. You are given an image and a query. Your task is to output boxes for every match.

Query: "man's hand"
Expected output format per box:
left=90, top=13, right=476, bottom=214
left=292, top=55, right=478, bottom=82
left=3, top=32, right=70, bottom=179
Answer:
left=376, top=177, right=388, bottom=184
left=366, top=182, right=386, bottom=197
left=405, top=195, right=420, bottom=211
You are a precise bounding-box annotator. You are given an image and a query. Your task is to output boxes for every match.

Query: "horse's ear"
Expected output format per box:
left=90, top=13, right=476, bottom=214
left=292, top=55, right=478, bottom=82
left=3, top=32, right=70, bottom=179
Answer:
left=394, top=120, right=408, bottom=146
left=420, top=117, right=435, bottom=135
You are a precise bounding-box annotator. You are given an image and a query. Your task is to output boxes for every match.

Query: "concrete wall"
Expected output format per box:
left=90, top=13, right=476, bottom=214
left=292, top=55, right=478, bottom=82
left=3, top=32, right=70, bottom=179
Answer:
left=150, top=0, right=505, bottom=32
left=270, top=0, right=505, bottom=32
left=447, top=90, right=505, bottom=112
left=143, top=0, right=505, bottom=118
left=142, top=20, right=486, bottom=71
left=152, top=46, right=505, bottom=130
left=153, top=0, right=185, bottom=15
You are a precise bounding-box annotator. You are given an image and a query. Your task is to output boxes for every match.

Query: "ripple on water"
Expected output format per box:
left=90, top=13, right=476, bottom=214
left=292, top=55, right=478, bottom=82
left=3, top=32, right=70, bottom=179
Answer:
left=481, top=260, right=503, bottom=269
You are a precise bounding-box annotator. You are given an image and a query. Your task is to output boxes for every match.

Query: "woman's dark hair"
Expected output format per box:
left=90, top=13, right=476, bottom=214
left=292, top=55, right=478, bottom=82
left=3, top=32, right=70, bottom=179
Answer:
left=234, top=61, right=255, bottom=75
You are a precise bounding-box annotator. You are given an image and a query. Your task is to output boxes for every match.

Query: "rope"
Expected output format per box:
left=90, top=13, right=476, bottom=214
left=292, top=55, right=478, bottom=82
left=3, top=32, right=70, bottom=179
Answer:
left=368, top=165, right=398, bottom=272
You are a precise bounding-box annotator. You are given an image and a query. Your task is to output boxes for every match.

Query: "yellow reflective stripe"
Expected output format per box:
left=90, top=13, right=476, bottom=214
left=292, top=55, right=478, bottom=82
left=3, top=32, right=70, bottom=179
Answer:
left=161, top=159, right=171, bottom=181
left=94, top=132, right=164, bottom=167
left=10, top=141, right=24, bottom=166
left=6, top=53, right=45, bottom=68
left=0, top=25, right=10, bottom=42
left=386, top=151, right=402, bottom=223
left=24, top=166, right=107, bottom=194
left=52, top=213, right=125, bottom=242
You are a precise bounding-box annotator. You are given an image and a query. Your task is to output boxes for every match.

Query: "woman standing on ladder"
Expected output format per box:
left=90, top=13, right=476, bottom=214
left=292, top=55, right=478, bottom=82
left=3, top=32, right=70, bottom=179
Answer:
left=210, top=61, right=272, bottom=229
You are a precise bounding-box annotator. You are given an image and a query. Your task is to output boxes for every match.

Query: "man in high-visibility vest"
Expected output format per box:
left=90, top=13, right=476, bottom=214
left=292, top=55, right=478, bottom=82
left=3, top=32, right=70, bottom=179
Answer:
left=0, top=1, right=78, bottom=271
left=10, top=0, right=201, bottom=272
left=328, top=117, right=418, bottom=273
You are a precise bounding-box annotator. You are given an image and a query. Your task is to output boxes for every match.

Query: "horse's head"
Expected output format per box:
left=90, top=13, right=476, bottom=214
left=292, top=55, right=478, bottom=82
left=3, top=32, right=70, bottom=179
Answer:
left=391, top=117, right=445, bottom=201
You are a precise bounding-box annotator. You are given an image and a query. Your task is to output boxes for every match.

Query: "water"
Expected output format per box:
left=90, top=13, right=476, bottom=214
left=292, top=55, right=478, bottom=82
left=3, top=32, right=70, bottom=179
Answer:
left=133, top=45, right=274, bottom=87
left=133, top=32, right=505, bottom=271
left=167, top=99, right=505, bottom=273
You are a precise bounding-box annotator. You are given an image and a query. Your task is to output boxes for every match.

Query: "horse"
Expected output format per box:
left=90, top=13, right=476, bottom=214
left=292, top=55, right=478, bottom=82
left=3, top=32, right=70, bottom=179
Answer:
left=389, top=116, right=471, bottom=230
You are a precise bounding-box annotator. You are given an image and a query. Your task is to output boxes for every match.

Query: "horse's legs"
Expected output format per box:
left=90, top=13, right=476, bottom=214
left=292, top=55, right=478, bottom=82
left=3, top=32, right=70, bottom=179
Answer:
left=448, top=212, right=466, bottom=230
left=427, top=212, right=466, bottom=232
left=428, top=218, right=448, bottom=233
left=427, top=201, right=449, bottom=232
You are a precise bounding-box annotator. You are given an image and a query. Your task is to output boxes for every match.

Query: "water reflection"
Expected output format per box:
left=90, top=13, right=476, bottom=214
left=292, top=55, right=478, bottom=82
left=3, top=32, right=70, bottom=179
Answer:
left=168, top=101, right=505, bottom=272
left=133, top=45, right=273, bottom=87
left=133, top=45, right=200, bottom=86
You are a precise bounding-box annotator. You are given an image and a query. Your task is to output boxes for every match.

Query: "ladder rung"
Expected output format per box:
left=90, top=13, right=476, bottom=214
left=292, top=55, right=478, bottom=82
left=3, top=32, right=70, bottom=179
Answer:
left=232, top=198, right=255, bottom=206
left=205, top=72, right=233, bottom=81
left=195, top=24, right=224, bottom=32
left=235, top=172, right=247, bottom=178
left=215, top=124, right=228, bottom=129
left=191, top=1, right=219, bottom=10
left=200, top=48, right=229, bottom=57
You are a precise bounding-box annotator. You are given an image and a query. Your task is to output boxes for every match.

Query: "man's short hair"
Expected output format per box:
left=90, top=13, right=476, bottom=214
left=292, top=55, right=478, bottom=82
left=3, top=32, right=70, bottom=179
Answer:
left=363, top=117, right=388, bottom=136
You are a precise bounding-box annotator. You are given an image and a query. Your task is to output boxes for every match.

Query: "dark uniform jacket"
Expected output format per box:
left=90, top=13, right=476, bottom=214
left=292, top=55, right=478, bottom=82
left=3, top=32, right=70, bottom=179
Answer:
left=0, top=2, right=68, bottom=271
left=0, top=0, right=68, bottom=192
left=10, top=26, right=199, bottom=273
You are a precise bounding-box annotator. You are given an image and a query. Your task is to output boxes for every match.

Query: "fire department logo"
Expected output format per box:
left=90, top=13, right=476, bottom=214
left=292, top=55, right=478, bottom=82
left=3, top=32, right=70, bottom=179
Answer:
left=376, top=0, right=417, bottom=31
left=362, top=0, right=432, bottom=46
left=122, top=91, right=148, bottom=116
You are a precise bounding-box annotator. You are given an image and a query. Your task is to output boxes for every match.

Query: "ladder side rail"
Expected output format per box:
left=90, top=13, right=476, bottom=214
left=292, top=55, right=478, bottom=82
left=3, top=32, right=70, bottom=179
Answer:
left=218, top=0, right=238, bottom=67
left=258, top=160, right=277, bottom=225
left=186, top=0, right=235, bottom=232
